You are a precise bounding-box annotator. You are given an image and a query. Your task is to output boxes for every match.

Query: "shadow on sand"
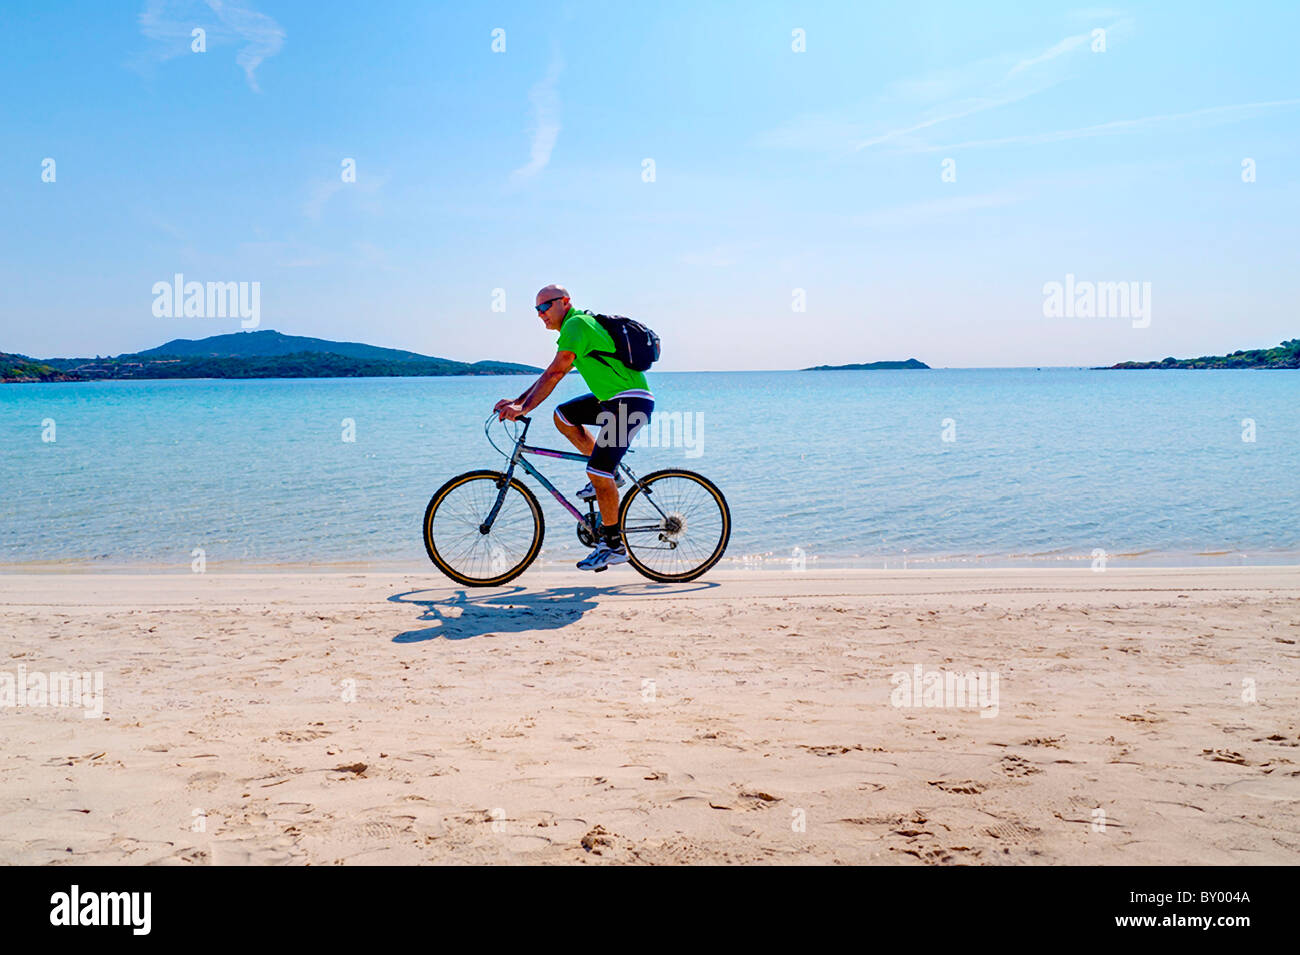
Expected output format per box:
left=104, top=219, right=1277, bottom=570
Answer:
left=388, top=580, right=718, bottom=643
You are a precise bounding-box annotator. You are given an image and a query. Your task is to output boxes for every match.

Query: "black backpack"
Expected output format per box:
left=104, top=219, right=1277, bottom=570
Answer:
left=591, top=313, right=660, bottom=372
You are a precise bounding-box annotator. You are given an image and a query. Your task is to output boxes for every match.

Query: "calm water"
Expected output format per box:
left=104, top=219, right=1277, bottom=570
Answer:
left=2, top=370, right=1297, bottom=569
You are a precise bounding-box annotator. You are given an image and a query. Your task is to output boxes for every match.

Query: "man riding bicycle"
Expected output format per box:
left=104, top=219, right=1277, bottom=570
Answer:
left=493, top=284, right=654, bottom=572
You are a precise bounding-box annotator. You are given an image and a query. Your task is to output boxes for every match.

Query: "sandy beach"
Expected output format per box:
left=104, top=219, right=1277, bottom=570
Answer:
left=1, top=566, right=1297, bottom=865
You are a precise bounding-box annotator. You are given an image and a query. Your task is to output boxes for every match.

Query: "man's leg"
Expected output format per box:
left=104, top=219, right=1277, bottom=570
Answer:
left=554, top=412, right=595, bottom=457
left=579, top=467, right=626, bottom=567
left=590, top=474, right=620, bottom=528
left=581, top=397, right=653, bottom=560
left=553, top=395, right=599, bottom=457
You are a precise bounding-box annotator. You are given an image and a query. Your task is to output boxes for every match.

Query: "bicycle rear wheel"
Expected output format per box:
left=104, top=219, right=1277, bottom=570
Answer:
left=424, top=470, right=544, bottom=586
left=618, top=469, right=730, bottom=582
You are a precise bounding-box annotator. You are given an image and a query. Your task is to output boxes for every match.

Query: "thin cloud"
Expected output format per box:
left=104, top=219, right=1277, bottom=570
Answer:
left=510, top=57, right=564, bottom=184
left=761, top=21, right=1130, bottom=154
left=1007, top=31, right=1091, bottom=75
left=303, top=180, right=344, bottom=220
left=143, top=212, right=187, bottom=241
left=301, top=171, right=388, bottom=220
left=137, top=0, right=285, bottom=92
left=207, top=0, right=285, bottom=92
left=915, top=98, right=1300, bottom=153
left=854, top=94, right=1030, bottom=150
left=137, top=1, right=197, bottom=61
left=854, top=23, right=1127, bottom=152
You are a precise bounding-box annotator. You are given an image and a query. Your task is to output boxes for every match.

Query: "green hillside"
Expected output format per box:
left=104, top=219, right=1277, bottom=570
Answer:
left=1, top=352, right=79, bottom=382
left=6, top=330, right=542, bottom=382
left=1108, top=339, right=1300, bottom=369
left=135, top=330, right=438, bottom=362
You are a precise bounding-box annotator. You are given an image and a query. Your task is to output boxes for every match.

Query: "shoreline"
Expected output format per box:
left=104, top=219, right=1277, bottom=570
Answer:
left=4, top=552, right=1298, bottom=575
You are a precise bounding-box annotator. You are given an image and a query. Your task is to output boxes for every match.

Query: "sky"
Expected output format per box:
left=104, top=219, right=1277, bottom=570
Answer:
left=2, top=0, right=1298, bottom=369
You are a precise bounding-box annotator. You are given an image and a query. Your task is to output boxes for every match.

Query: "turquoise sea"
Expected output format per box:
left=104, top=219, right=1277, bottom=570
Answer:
left=2, top=370, right=1297, bottom=570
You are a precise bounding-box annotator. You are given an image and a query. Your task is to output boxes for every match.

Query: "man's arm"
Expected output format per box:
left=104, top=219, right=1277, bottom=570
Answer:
left=496, top=351, right=575, bottom=419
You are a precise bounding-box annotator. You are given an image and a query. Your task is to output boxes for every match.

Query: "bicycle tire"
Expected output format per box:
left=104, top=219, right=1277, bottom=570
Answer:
left=423, top=469, right=545, bottom=586
left=618, top=468, right=731, bottom=583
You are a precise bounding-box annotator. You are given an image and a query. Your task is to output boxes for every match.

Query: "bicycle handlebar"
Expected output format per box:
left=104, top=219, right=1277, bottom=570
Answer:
left=483, top=409, right=531, bottom=459
left=482, top=410, right=531, bottom=425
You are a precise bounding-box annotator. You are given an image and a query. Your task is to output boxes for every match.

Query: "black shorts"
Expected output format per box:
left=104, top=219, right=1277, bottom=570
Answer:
left=554, top=393, right=655, bottom=479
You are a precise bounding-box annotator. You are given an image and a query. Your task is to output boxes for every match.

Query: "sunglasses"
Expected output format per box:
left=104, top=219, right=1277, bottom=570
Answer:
left=535, top=298, right=564, bottom=314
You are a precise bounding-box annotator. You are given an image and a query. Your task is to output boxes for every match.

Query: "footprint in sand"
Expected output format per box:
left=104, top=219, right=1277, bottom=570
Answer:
left=1224, top=777, right=1300, bottom=802
left=927, top=779, right=986, bottom=795
left=186, top=770, right=224, bottom=790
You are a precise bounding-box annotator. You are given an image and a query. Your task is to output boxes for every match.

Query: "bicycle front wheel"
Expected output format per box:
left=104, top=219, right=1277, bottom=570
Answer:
left=423, top=470, right=544, bottom=586
left=618, top=469, right=731, bottom=582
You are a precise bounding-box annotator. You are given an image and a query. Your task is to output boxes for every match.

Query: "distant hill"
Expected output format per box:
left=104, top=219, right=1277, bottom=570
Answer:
left=0, top=352, right=79, bottom=382
left=804, top=358, right=930, bottom=370
left=136, top=330, right=440, bottom=363
left=6, top=330, right=542, bottom=382
left=1105, top=339, right=1299, bottom=369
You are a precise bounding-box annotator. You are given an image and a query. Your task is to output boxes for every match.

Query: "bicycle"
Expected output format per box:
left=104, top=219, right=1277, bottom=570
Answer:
left=423, top=412, right=731, bottom=586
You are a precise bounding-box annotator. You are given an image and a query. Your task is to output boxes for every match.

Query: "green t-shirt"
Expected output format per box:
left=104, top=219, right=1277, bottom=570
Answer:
left=555, top=308, right=652, bottom=402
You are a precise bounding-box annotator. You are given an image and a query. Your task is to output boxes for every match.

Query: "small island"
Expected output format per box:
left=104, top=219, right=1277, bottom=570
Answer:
left=2, top=330, right=541, bottom=383
left=804, top=358, right=929, bottom=370
left=1105, top=339, right=1299, bottom=370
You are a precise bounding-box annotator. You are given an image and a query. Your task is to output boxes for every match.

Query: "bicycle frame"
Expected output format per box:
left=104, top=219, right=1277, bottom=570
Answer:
left=482, top=413, right=669, bottom=534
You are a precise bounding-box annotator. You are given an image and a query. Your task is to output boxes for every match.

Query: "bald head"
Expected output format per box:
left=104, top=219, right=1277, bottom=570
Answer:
left=535, top=284, right=572, bottom=330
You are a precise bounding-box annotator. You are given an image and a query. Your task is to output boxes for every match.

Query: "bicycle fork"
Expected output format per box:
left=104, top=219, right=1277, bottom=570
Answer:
left=479, top=445, right=526, bottom=535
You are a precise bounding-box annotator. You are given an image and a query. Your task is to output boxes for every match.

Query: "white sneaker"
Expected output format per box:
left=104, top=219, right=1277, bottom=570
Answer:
left=576, top=473, right=626, bottom=500
left=577, top=540, right=629, bottom=572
